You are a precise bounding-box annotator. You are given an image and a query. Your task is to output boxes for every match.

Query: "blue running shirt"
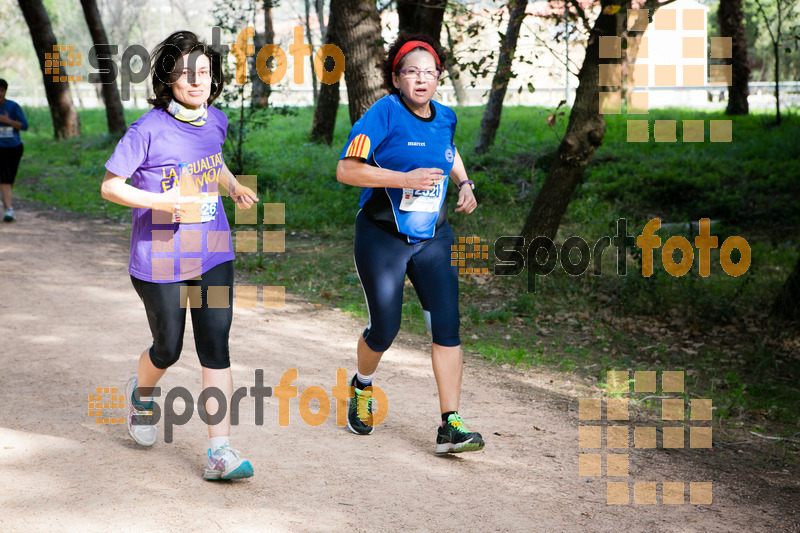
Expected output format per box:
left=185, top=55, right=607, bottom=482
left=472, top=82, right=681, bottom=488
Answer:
left=340, top=94, right=457, bottom=243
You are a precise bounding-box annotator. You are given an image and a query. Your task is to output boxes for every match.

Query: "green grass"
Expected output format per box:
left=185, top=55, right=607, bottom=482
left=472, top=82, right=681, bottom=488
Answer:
left=18, top=107, right=141, bottom=221
left=15, top=105, right=800, bottom=432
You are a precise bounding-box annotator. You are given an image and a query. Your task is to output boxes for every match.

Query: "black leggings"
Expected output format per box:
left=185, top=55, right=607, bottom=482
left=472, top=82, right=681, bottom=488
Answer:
left=354, top=211, right=460, bottom=352
left=0, top=144, right=23, bottom=185
left=131, top=260, right=234, bottom=370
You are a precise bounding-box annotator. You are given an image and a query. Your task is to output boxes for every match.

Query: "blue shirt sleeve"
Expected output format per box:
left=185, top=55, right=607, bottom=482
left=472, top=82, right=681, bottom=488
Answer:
left=339, top=98, right=390, bottom=162
left=12, top=103, right=28, bottom=131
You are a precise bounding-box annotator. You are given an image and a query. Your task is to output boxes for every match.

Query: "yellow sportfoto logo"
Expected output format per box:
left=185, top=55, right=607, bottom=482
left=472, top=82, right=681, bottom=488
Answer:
left=345, top=134, right=371, bottom=159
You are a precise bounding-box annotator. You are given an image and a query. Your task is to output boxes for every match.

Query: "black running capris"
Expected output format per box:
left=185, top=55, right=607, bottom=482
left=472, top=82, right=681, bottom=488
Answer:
left=354, top=211, right=460, bottom=352
left=0, top=144, right=23, bottom=185
left=130, top=260, right=234, bottom=370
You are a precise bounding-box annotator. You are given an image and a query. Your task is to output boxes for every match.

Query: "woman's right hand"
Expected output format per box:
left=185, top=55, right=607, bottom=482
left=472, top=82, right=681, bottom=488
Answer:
left=404, top=167, right=444, bottom=191
left=153, top=184, right=201, bottom=218
left=152, top=184, right=182, bottom=215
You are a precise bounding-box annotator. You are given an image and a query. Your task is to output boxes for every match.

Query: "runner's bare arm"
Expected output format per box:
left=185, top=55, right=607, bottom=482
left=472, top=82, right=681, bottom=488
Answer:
left=337, top=157, right=439, bottom=191
left=450, top=149, right=477, bottom=214
left=100, top=170, right=183, bottom=212
left=449, top=148, right=470, bottom=188
left=217, top=162, right=258, bottom=209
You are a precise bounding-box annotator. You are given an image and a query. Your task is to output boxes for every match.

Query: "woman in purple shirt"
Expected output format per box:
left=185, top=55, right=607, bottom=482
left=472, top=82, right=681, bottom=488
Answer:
left=101, top=31, right=258, bottom=480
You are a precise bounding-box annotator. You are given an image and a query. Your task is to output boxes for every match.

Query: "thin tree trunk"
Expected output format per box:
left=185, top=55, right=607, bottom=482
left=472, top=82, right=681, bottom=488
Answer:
left=774, top=41, right=780, bottom=124
left=71, top=82, right=84, bottom=109
left=754, top=0, right=784, bottom=125
left=315, top=0, right=327, bottom=39
left=776, top=2, right=782, bottom=125
left=252, top=0, right=275, bottom=108
left=305, top=0, right=319, bottom=103
left=80, top=0, right=126, bottom=134
left=397, top=0, right=447, bottom=44
left=474, top=0, right=528, bottom=155
left=310, top=13, right=340, bottom=144
left=330, top=0, right=386, bottom=125
left=719, top=0, right=750, bottom=115
left=623, top=29, right=646, bottom=100
left=309, top=76, right=340, bottom=144
left=772, top=252, right=800, bottom=320
left=17, top=0, right=81, bottom=139
left=521, top=0, right=674, bottom=242
left=443, top=22, right=467, bottom=106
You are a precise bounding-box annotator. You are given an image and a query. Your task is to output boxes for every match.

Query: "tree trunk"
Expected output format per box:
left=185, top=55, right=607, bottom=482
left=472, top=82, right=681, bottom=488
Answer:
left=330, top=0, right=386, bottom=125
left=754, top=0, right=785, bottom=125
left=310, top=15, right=340, bottom=144
left=719, top=0, right=750, bottom=115
left=521, top=0, right=677, bottom=242
left=315, top=0, right=327, bottom=38
left=17, top=0, right=81, bottom=139
left=305, top=0, right=319, bottom=103
left=474, top=0, right=528, bottom=155
left=252, top=0, right=275, bottom=108
left=443, top=22, right=467, bottom=106
left=774, top=41, right=781, bottom=125
left=773, top=252, right=800, bottom=320
left=775, top=1, right=782, bottom=125
left=397, top=0, right=447, bottom=44
left=80, top=0, right=126, bottom=134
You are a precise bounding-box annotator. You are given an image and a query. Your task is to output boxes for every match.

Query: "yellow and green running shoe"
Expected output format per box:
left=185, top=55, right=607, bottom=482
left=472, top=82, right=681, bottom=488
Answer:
left=347, top=376, right=375, bottom=435
left=435, top=412, right=485, bottom=454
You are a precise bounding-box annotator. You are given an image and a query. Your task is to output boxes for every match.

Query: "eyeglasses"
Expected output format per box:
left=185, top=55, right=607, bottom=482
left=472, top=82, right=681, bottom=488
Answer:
left=177, top=69, right=212, bottom=81
left=398, top=68, right=440, bottom=80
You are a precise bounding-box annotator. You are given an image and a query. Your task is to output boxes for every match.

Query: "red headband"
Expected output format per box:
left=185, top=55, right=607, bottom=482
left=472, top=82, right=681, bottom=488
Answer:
left=392, top=40, right=440, bottom=70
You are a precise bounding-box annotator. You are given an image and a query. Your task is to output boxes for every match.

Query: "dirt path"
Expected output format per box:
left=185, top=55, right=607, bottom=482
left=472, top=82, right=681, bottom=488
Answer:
left=0, top=206, right=797, bottom=532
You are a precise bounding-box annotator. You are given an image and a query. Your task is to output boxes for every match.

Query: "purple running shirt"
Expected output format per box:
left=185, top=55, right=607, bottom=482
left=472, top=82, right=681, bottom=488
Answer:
left=105, top=106, right=234, bottom=282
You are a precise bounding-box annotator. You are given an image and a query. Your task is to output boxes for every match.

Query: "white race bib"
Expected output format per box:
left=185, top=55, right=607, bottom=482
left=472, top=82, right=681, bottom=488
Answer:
left=0, top=127, right=14, bottom=138
left=399, top=184, right=442, bottom=213
left=199, top=192, right=218, bottom=223
left=173, top=193, right=218, bottom=223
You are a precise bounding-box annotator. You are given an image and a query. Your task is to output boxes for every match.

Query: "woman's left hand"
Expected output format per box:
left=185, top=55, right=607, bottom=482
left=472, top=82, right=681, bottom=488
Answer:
left=455, top=185, right=477, bottom=214
left=230, top=183, right=259, bottom=209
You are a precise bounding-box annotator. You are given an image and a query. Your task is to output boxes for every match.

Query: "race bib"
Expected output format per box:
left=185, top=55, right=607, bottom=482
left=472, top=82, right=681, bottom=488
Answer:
left=173, top=193, right=218, bottom=223
left=199, top=192, right=218, bottom=223
left=399, top=184, right=442, bottom=213
left=0, top=127, right=14, bottom=138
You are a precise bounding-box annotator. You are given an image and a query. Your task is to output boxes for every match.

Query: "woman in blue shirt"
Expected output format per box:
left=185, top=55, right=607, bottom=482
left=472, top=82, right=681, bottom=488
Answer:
left=0, top=79, right=29, bottom=222
left=337, top=34, right=483, bottom=454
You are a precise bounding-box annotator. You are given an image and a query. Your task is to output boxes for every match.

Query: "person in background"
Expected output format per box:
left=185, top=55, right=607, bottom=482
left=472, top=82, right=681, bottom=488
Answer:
left=0, top=79, right=29, bottom=222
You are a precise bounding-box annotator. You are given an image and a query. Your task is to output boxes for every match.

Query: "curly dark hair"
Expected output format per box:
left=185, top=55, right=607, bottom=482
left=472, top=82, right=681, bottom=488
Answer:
left=381, top=33, right=447, bottom=95
left=147, top=31, right=223, bottom=108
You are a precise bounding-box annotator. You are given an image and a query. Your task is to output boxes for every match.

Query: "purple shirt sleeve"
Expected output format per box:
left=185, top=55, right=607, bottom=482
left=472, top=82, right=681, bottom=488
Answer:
left=105, top=127, right=147, bottom=179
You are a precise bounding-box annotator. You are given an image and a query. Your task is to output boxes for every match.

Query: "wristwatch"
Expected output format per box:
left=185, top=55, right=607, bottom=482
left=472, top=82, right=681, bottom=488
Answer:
left=457, top=180, right=474, bottom=190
